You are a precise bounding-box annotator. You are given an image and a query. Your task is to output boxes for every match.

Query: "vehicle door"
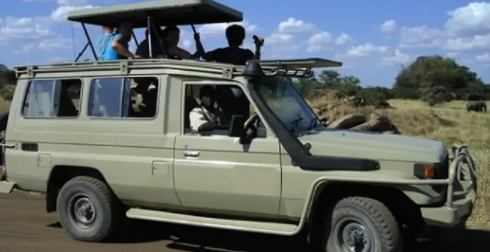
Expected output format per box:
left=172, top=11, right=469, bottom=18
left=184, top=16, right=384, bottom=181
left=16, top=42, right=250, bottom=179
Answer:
left=173, top=81, right=282, bottom=216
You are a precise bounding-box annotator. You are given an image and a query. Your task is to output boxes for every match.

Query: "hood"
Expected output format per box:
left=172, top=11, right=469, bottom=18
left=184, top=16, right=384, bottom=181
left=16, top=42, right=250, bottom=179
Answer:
left=298, top=129, right=447, bottom=163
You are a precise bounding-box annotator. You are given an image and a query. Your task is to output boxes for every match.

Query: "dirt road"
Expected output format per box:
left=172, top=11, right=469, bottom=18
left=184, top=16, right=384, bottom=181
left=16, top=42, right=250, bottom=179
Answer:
left=1, top=191, right=490, bottom=252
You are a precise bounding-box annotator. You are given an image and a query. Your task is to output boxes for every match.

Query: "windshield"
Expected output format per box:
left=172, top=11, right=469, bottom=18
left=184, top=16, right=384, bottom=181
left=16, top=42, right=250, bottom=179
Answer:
left=254, top=76, right=320, bottom=133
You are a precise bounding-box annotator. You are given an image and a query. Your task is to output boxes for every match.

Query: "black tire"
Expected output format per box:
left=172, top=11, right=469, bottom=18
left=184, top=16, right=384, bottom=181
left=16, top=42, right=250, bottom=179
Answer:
left=56, top=176, right=120, bottom=242
left=0, top=111, right=9, bottom=132
left=324, top=197, right=402, bottom=252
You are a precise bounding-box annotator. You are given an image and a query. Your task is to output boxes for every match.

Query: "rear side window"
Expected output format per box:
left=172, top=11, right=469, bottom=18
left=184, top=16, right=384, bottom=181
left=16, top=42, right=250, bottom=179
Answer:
left=88, top=77, right=159, bottom=118
left=22, top=79, right=82, bottom=118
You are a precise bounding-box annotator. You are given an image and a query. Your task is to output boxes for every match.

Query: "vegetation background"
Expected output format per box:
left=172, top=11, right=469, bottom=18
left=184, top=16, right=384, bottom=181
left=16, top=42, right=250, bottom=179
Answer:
left=0, top=55, right=489, bottom=228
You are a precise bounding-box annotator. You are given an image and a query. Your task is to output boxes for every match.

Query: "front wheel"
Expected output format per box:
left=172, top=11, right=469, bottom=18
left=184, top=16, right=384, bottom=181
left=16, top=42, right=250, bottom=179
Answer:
left=56, top=176, right=121, bottom=242
left=324, top=197, right=402, bottom=252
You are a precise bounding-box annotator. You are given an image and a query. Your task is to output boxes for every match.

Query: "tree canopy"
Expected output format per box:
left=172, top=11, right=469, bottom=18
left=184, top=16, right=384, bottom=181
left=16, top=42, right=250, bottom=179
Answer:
left=291, top=55, right=489, bottom=106
left=392, top=55, right=489, bottom=103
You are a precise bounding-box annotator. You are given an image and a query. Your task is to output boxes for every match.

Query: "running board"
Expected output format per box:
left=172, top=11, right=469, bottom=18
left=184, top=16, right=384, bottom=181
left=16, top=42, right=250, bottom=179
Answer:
left=126, top=208, right=299, bottom=235
left=0, top=181, right=16, bottom=194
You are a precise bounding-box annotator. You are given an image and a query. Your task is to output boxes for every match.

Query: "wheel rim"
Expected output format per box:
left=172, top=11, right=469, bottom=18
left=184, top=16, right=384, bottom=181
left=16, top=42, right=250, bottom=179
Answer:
left=333, top=217, right=374, bottom=252
left=67, top=193, right=97, bottom=229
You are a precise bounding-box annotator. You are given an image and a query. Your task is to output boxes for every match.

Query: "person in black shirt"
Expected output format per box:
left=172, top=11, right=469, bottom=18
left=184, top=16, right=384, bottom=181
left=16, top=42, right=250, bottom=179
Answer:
left=136, top=26, right=164, bottom=59
left=196, top=24, right=263, bottom=65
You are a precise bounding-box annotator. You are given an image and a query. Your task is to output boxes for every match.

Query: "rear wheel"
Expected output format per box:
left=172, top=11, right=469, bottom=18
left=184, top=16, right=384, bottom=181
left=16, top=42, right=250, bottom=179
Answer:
left=323, top=197, right=402, bottom=252
left=56, top=176, right=120, bottom=242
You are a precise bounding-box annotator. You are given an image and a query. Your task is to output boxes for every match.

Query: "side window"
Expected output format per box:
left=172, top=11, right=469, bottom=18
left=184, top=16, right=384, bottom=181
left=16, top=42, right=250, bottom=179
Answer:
left=183, top=83, right=266, bottom=138
left=88, top=76, right=158, bottom=118
left=22, top=79, right=81, bottom=118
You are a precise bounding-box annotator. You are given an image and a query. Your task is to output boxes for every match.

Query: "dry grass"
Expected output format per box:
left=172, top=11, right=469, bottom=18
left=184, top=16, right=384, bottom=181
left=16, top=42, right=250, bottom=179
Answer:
left=310, top=97, right=490, bottom=228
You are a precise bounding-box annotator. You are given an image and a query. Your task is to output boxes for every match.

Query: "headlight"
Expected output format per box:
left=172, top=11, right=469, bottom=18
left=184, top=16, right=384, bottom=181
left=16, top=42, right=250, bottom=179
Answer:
left=413, top=155, right=449, bottom=195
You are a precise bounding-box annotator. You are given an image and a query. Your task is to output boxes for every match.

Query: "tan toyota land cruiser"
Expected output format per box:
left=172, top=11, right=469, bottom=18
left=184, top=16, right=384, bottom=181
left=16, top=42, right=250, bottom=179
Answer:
left=0, top=0, right=477, bottom=251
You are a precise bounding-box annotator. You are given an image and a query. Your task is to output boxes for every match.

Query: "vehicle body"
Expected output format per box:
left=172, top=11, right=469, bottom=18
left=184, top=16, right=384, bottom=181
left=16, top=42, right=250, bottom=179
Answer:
left=0, top=1, right=478, bottom=252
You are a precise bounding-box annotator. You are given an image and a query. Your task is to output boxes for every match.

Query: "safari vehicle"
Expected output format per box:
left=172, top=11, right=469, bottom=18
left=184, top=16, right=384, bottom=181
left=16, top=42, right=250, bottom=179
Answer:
left=0, top=0, right=478, bottom=252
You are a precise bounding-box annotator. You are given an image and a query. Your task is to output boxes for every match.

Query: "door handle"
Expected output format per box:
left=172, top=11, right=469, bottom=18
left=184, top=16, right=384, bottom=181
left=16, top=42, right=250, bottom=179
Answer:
left=183, top=151, right=199, bottom=158
left=0, top=143, right=16, bottom=149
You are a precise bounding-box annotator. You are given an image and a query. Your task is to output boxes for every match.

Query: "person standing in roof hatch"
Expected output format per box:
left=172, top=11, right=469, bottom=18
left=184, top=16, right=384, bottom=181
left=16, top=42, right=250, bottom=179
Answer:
left=161, top=25, right=201, bottom=59
left=104, top=21, right=140, bottom=60
left=195, top=24, right=264, bottom=65
left=96, top=25, right=114, bottom=60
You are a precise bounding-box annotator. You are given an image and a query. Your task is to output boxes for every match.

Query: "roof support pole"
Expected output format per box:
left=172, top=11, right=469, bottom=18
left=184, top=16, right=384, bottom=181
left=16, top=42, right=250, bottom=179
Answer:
left=147, top=16, right=153, bottom=58
left=148, top=17, right=167, bottom=58
left=74, top=42, right=89, bottom=62
left=81, top=22, right=98, bottom=61
left=132, top=31, right=139, bottom=47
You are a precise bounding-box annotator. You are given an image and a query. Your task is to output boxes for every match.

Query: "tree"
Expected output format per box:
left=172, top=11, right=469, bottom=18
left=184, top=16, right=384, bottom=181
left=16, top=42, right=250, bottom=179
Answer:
left=393, top=55, right=488, bottom=104
left=0, top=64, right=16, bottom=87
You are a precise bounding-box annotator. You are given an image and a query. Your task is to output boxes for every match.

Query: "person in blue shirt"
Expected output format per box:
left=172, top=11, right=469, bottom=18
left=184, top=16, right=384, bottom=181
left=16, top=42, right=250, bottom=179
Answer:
left=96, top=26, right=114, bottom=60
left=104, top=21, right=139, bottom=60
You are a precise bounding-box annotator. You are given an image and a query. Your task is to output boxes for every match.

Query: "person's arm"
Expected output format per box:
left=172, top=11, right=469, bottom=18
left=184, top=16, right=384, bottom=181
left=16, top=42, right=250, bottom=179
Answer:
left=189, top=109, right=215, bottom=132
left=194, top=33, right=206, bottom=59
left=111, top=35, right=137, bottom=58
left=168, top=46, right=192, bottom=59
left=201, top=49, right=219, bottom=62
left=253, top=36, right=264, bottom=60
left=254, top=48, right=261, bottom=60
left=135, top=40, right=149, bottom=59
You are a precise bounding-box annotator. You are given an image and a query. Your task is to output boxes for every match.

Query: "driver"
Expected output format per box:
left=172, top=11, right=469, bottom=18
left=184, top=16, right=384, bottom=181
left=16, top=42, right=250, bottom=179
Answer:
left=189, top=85, right=228, bottom=133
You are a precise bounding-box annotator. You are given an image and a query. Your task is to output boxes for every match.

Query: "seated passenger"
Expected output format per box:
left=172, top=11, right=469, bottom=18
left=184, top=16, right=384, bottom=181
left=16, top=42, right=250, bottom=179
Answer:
left=136, top=27, right=165, bottom=59
left=161, top=25, right=200, bottom=60
left=96, top=26, right=114, bottom=60
left=104, top=21, right=139, bottom=60
left=189, top=85, right=228, bottom=133
left=197, top=24, right=263, bottom=65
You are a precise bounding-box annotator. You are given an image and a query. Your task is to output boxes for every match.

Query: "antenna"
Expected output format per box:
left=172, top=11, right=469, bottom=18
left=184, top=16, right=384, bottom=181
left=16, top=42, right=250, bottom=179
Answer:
left=70, top=0, right=77, bottom=59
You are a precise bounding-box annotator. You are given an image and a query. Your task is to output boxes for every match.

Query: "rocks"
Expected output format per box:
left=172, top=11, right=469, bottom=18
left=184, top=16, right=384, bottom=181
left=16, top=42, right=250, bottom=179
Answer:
left=325, top=113, right=400, bottom=134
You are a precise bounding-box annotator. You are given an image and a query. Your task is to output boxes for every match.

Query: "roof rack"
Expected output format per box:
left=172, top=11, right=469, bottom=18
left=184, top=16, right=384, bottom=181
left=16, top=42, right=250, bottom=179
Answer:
left=248, top=58, right=343, bottom=78
left=14, top=58, right=343, bottom=79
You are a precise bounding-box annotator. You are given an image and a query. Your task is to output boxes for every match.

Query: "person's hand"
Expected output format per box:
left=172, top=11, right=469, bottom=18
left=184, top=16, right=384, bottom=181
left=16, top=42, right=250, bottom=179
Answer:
left=253, top=35, right=265, bottom=47
left=131, top=54, right=141, bottom=59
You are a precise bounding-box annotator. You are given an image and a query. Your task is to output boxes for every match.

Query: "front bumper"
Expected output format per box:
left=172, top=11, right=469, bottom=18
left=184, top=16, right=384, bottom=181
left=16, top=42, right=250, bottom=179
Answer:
left=420, top=144, right=477, bottom=227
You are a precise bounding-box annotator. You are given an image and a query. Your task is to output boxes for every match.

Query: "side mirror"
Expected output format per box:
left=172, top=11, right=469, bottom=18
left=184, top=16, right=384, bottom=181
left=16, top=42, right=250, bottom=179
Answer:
left=228, top=115, right=245, bottom=137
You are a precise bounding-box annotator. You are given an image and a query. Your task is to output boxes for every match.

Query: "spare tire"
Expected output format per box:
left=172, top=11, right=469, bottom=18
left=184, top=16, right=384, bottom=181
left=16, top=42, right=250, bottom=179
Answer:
left=0, top=111, right=9, bottom=132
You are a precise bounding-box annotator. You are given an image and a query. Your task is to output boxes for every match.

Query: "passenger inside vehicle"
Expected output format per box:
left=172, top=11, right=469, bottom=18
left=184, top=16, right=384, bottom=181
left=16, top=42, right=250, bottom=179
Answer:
left=57, top=80, right=80, bottom=117
left=189, top=85, right=228, bottom=133
left=130, top=77, right=159, bottom=117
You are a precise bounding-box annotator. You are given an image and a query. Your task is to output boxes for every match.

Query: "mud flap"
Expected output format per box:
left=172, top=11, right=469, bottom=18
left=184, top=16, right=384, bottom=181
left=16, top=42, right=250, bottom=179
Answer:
left=0, top=181, right=15, bottom=194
